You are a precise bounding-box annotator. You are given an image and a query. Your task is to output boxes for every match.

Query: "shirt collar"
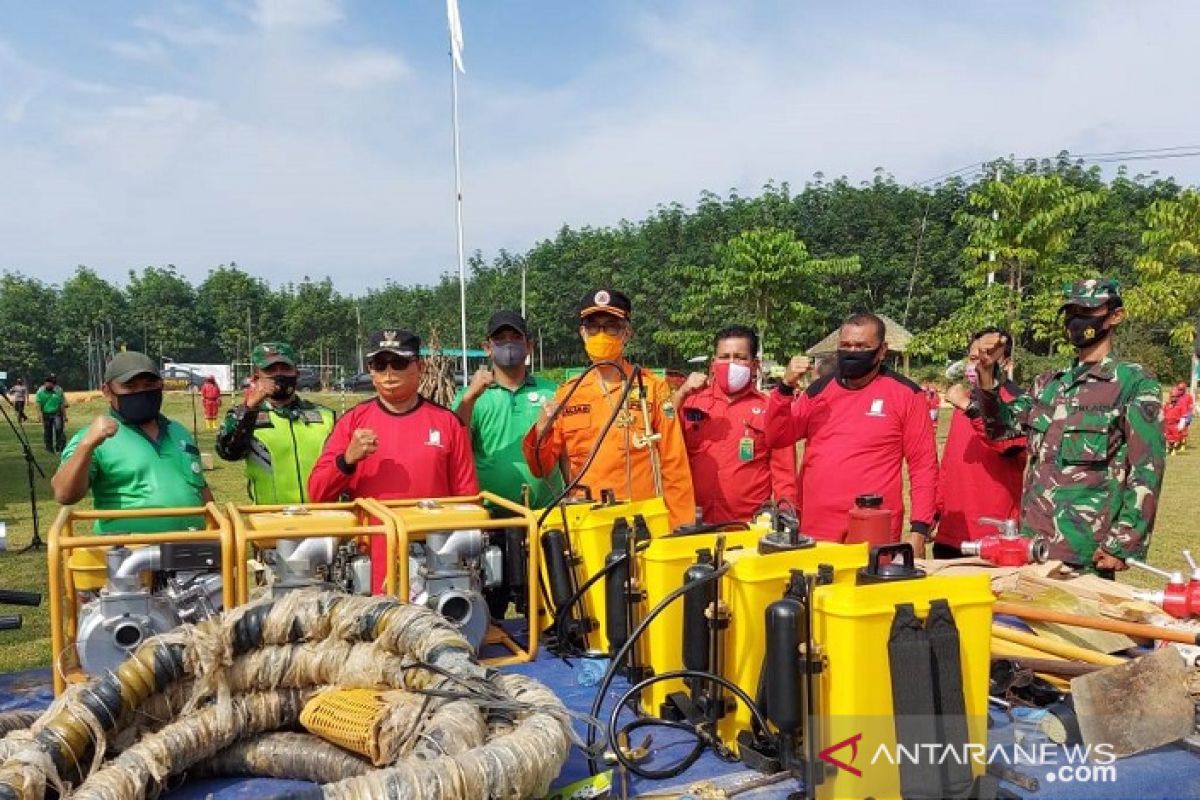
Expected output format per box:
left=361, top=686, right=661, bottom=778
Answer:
left=705, top=382, right=764, bottom=405
left=109, top=409, right=171, bottom=446
left=1069, top=354, right=1116, bottom=383
left=487, top=372, right=538, bottom=392
left=268, top=398, right=314, bottom=417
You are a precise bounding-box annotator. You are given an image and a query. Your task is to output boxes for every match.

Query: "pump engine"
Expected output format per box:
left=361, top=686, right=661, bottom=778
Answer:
left=76, top=543, right=223, bottom=675
left=263, top=537, right=372, bottom=596
left=408, top=529, right=502, bottom=651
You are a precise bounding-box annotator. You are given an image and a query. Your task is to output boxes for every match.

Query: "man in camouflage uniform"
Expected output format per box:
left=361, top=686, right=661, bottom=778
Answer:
left=973, top=278, right=1165, bottom=576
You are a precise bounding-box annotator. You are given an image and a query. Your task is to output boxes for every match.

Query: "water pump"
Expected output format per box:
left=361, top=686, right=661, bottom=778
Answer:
left=960, top=518, right=1049, bottom=566
left=409, top=529, right=502, bottom=651
left=76, top=543, right=223, bottom=675
left=266, top=537, right=371, bottom=596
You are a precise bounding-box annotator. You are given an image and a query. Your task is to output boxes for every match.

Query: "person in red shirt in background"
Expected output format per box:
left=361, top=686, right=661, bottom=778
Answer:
left=765, top=312, right=938, bottom=554
left=672, top=325, right=798, bottom=523
left=200, top=376, right=222, bottom=430
left=934, top=327, right=1027, bottom=558
left=922, top=383, right=942, bottom=426
left=309, top=329, right=478, bottom=592
left=1164, top=384, right=1189, bottom=454
left=1174, top=382, right=1193, bottom=452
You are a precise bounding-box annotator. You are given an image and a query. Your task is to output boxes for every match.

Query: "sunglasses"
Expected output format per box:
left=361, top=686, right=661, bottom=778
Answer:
left=369, top=355, right=415, bottom=372
left=583, top=320, right=626, bottom=336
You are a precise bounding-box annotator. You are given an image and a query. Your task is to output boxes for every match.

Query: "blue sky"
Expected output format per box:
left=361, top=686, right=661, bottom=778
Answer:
left=2, top=0, right=1197, bottom=292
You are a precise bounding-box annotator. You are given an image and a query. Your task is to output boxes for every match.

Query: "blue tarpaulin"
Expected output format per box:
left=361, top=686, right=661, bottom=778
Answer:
left=2, top=636, right=1196, bottom=799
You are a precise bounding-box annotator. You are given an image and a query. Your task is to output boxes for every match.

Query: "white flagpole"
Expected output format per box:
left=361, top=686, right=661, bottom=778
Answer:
left=448, top=1, right=469, bottom=387
left=451, top=62, right=469, bottom=386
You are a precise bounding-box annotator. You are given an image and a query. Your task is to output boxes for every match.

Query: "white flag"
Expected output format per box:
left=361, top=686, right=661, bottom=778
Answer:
left=447, top=0, right=465, bottom=73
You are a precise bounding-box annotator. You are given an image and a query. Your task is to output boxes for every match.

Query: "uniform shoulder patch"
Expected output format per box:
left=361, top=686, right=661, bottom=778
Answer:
left=804, top=374, right=836, bottom=398
left=661, top=400, right=676, bottom=420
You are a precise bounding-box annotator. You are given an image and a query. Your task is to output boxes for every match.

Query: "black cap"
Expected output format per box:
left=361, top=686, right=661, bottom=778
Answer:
left=104, top=351, right=160, bottom=384
left=486, top=310, right=529, bottom=338
left=366, top=329, right=420, bottom=358
left=580, top=288, right=632, bottom=320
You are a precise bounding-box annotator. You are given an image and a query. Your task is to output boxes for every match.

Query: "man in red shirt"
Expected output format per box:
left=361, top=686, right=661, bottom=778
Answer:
left=934, top=328, right=1027, bottom=558
left=309, top=329, right=478, bottom=592
left=1175, top=382, right=1193, bottom=451
left=923, top=383, right=942, bottom=425
left=764, top=312, right=938, bottom=554
left=673, top=325, right=797, bottom=523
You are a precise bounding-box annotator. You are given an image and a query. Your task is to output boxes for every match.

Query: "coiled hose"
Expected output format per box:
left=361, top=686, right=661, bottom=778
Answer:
left=0, top=590, right=576, bottom=799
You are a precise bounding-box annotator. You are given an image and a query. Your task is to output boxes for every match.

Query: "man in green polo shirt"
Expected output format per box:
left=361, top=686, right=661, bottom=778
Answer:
left=52, top=351, right=212, bottom=533
left=35, top=374, right=68, bottom=454
left=454, top=310, right=561, bottom=616
left=216, top=341, right=336, bottom=504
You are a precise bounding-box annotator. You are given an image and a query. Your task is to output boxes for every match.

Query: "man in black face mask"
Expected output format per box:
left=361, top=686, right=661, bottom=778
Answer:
left=216, top=341, right=336, bottom=504
left=764, top=312, right=939, bottom=554
left=52, top=351, right=213, bottom=533
left=973, top=278, right=1165, bottom=576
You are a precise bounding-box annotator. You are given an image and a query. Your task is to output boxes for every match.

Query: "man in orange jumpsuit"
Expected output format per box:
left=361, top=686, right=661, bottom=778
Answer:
left=523, top=288, right=695, bottom=530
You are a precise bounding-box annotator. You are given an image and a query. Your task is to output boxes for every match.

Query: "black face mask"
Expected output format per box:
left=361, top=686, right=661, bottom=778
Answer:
left=1064, top=313, right=1111, bottom=349
left=116, top=389, right=163, bottom=425
left=270, top=375, right=298, bottom=401
left=837, top=347, right=882, bottom=380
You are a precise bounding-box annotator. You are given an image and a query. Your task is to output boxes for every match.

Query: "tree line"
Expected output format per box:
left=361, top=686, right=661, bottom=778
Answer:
left=2, top=151, right=1198, bottom=390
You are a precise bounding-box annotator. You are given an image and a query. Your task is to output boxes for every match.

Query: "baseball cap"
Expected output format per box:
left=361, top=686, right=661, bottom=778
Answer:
left=251, top=342, right=297, bottom=369
left=1060, top=278, right=1122, bottom=312
left=104, top=351, right=160, bottom=384
left=486, top=310, right=529, bottom=337
left=580, top=288, right=632, bottom=320
left=367, top=329, right=420, bottom=358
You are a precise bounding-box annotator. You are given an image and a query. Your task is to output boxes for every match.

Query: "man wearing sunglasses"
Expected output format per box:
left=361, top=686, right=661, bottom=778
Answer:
left=216, top=341, right=336, bottom=504
left=523, top=288, right=694, bottom=531
left=309, top=329, right=478, bottom=593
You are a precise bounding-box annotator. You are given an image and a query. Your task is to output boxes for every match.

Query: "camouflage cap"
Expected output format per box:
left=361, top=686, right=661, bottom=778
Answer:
left=251, top=342, right=297, bottom=369
left=1059, top=278, right=1122, bottom=312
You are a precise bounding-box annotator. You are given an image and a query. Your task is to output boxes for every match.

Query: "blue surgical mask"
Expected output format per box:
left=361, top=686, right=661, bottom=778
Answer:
left=492, top=341, right=527, bottom=368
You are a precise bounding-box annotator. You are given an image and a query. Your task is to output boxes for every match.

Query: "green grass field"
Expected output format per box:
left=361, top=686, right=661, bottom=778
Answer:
left=0, top=393, right=1191, bottom=672
left=0, top=390, right=360, bottom=672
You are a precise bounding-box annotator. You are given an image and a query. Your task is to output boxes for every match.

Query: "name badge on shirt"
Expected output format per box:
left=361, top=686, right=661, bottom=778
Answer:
left=738, top=436, right=755, bottom=462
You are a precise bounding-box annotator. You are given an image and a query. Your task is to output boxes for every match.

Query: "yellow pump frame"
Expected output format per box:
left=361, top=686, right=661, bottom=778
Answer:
left=48, top=493, right=540, bottom=695
left=372, top=492, right=541, bottom=666
left=47, top=503, right=237, bottom=695
left=227, top=499, right=398, bottom=605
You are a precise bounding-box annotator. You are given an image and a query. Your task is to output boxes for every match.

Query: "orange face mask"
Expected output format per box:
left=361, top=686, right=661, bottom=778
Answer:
left=585, top=332, right=624, bottom=363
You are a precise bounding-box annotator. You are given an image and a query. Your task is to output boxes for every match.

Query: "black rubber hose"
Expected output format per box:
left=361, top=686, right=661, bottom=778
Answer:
left=585, top=560, right=732, bottom=774
left=547, top=540, right=651, bottom=659
left=606, top=669, right=771, bottom=780
left=610, top=716, right=706, bottom=780
left=536, top=361, right=639, bottom=529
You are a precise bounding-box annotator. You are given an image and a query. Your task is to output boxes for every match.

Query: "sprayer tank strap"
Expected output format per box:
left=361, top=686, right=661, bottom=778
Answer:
left=888, top=599, right=975, bottom=800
